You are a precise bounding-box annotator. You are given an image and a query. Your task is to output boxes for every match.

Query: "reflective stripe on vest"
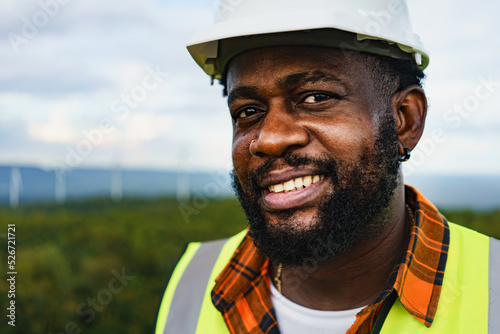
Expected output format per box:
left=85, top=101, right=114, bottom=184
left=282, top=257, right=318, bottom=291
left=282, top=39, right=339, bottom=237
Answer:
left=155, top=230, right=246, bottom=334
left=164, top=239, right=226, bottom=334
left=156, top=224, right=498, bottom=333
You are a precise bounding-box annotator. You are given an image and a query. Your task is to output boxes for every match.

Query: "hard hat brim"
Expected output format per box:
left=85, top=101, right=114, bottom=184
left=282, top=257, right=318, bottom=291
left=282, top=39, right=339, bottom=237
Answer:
left=187, top=10, right=429, bottom=79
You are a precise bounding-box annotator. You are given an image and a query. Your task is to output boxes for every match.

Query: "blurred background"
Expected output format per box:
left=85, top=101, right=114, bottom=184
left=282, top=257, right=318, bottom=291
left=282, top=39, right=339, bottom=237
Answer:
left=0, top=0, right=499, bottom=333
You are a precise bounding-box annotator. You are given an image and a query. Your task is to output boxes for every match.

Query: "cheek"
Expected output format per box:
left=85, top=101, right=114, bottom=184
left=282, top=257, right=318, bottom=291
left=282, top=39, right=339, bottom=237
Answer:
left=231, top=135, right=251, bottom=179
left=311, top=122, right=376, bottom=161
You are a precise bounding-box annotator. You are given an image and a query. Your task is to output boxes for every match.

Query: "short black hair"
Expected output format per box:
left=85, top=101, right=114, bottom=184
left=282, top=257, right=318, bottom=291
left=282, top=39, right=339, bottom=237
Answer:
left=219, top=51, right=425, bottom=101
left=361, top=53, right=426, bottom=105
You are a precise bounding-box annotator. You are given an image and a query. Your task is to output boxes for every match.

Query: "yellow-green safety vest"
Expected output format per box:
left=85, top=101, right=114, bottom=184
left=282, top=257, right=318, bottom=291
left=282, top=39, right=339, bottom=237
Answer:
left=156, top=223, right=500, bottom=333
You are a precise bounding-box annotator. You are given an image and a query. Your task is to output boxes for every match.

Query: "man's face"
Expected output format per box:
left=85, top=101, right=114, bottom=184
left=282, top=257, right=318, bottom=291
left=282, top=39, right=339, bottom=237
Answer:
left=226, top=46, right=400, bottom=267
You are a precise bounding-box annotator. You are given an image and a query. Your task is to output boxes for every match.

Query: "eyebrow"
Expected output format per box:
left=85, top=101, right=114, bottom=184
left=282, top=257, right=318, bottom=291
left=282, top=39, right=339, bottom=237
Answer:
left=228, top=86, right=259, bottom=105
left=227, top=71, right=344, bottom=105
left=277, top=70, right=344, bottom=90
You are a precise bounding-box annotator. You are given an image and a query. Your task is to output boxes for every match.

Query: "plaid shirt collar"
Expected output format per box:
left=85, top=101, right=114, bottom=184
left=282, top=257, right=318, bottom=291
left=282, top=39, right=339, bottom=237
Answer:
left=211, top=185, right=450, bottom=334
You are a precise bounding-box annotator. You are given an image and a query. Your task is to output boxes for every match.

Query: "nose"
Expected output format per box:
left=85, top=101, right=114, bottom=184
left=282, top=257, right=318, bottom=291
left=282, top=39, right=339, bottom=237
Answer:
left=249, top=104, right=309, bottom=157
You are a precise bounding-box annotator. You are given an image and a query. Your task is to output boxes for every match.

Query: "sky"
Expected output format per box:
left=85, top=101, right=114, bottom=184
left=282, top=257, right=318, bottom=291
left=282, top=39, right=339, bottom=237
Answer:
left=1, top=0, right=499, bottom=176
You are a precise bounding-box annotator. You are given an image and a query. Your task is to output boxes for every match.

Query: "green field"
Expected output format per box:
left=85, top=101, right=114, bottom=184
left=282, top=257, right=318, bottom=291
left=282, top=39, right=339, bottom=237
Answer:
left=0, top=197, right=499, bottom=333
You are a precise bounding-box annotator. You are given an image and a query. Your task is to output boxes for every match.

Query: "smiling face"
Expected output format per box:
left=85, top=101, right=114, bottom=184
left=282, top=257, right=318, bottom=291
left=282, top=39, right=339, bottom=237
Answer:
left=227, top=46, right=401, bottom=266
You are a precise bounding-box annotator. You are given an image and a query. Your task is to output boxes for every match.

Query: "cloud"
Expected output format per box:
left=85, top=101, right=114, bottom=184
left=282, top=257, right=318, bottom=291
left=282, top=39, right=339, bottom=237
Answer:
left=120, top=113, right=171, bottom=145
left=28, top=109, right=77, bottom=144
left=0, top=69, right=110, bottom=96
left=0, top=0, right=212, bottom=96
left=0, top=118, right=31, bottom=150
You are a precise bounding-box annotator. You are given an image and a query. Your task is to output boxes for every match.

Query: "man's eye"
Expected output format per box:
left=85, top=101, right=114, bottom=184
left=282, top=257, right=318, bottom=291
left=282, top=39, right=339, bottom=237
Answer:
left=303, top=93, right=330, bottom=103
left=235, top=107, right=260, bottom=119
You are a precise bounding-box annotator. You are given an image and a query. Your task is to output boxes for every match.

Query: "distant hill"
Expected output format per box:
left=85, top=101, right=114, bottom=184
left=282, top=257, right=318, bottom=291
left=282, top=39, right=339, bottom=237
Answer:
left=405, top=173, right=500, bottom=209
left=0, top=165, right=499, bottom=209
left=0, top=166, right=233, bottom=205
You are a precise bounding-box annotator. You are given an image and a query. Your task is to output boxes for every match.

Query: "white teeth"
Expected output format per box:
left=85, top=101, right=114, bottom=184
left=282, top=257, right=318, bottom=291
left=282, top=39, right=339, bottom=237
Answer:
left=268, top=175, right=325, bottom=193
left=294, top=177, right=303, bottom=188
left=303, top=176, right=312, bottom=187
left=283, top=180, right=295, bottom=192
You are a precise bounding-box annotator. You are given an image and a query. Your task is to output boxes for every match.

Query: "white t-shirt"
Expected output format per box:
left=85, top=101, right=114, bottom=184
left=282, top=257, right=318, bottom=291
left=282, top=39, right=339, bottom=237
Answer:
left=270, top=283, right=365, bottom=334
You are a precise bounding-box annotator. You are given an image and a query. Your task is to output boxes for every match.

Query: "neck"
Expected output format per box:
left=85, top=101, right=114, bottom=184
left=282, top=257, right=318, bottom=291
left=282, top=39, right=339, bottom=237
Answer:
left=271, top=183, right=411, bottom=311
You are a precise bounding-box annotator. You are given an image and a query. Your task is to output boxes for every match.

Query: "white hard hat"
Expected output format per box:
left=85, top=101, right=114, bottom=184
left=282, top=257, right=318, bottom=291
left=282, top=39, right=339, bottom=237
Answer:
left=187, top=0, right=429, bottom=81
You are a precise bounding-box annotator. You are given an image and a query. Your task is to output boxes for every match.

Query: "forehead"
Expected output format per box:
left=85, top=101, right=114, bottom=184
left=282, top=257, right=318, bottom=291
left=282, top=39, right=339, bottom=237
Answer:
left=226, top=46, right=371, bottom=91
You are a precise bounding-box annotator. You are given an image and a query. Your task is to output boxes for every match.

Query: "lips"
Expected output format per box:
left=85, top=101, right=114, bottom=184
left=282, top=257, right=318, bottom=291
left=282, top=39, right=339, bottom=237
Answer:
left=260, top=170, right=329, bottom=210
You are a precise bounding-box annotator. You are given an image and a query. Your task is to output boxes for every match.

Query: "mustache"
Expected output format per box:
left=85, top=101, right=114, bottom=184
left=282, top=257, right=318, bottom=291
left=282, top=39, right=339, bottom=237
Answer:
left=249, top=153, right=340, bottom=189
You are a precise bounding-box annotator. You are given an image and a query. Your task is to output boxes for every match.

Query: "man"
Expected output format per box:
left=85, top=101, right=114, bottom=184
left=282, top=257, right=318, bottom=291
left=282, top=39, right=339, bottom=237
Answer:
left=156, top=0, right=499, bottom=333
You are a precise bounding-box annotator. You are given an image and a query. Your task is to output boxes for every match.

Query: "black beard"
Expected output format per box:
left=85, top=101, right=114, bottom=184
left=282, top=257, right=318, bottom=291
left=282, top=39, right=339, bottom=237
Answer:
left=231, top=112, right=401, bottom=268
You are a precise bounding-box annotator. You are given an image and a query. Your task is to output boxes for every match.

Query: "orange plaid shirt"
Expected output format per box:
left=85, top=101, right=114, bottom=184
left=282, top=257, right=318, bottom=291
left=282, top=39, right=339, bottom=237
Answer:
left=211, top=185, right=450, bottom=334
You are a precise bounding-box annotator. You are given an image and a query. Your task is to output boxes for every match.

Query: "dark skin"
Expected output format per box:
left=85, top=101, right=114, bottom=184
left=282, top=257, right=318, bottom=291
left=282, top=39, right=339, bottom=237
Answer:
left=226, top=46, right=427, bottom=311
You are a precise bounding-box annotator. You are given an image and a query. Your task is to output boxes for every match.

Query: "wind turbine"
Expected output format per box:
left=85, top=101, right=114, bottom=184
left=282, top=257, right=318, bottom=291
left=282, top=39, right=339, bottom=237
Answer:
left=111, top=165, right=123, bottom=203
left=9, top=167, right=22, bottom=209
left=55, top=169, right=67, bottom=204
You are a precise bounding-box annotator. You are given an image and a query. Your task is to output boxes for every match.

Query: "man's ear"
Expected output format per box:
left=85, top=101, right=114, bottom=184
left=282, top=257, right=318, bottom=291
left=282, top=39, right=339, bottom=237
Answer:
left=392, top=85, right=427, bottom=155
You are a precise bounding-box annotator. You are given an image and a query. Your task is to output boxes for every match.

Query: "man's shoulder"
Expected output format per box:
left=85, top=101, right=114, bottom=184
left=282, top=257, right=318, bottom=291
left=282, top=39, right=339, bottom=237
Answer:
left=446, top=221, right=497, bottom=263
left=175, top=229, right=249, bottom=274
left=182, top=229, right=249, bottom=260
left=194, top=229, right=248, bottom=247
left=447, top=221, right=495, bottom=242
left=163, top=229, right=249, bottom=299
